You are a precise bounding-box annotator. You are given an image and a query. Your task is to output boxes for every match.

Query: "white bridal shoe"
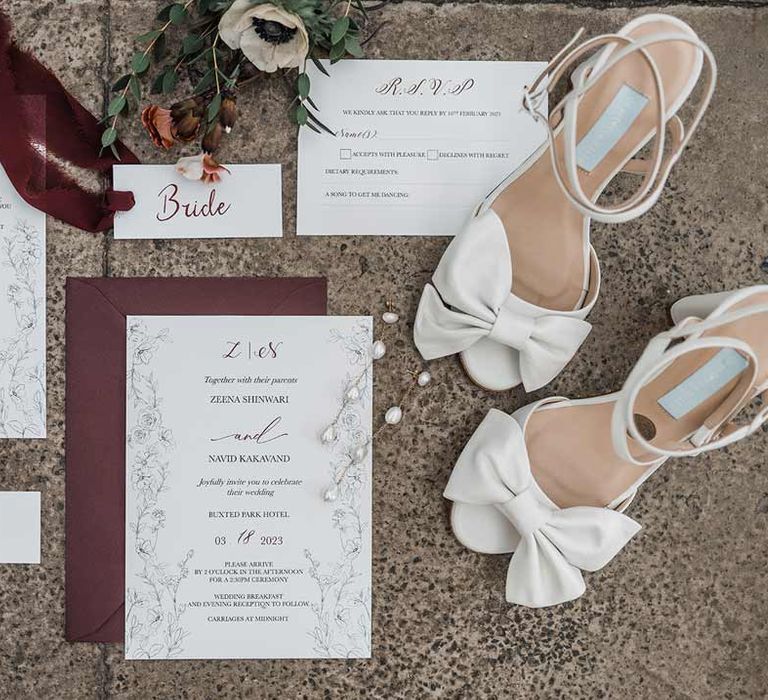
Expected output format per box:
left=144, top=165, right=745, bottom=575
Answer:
left=445, top=286, right=768, bottom=607
left=414, top=14, right=716, bottom=391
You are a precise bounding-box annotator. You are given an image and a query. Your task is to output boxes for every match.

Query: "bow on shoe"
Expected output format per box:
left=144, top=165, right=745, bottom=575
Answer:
left=444, top=409, right=641, bottom=607
left=413, top=211, right=591, bottom=391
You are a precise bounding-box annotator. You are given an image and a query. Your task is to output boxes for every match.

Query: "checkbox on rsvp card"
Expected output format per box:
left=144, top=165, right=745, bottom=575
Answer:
left=427, top=149, right=439, bottom=161
left=340, top=148, right=352, bottom=160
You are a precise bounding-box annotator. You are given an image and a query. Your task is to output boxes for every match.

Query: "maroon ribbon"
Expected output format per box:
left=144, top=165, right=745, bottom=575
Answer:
left=0, top=10, right=138, bottom=232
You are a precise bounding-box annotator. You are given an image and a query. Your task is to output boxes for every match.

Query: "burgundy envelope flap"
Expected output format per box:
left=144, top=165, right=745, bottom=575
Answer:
left=65, top=277, right=327, bottom=642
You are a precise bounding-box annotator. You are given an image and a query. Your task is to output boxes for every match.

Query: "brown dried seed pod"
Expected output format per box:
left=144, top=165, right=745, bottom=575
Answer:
left=220, top=96, right=237, bottom=133
left=202, top=121, right=223, bottom=154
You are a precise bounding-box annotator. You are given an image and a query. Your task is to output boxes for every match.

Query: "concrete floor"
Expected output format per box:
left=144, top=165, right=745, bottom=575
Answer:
left=1, top=0, right=767, bottom=698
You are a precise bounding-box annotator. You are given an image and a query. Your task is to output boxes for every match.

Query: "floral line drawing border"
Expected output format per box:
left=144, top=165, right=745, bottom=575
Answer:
left=305, top=321, right=373, bottom=658
left=125, top=320, right=194, bottom=659
left=0, top=218, right=45, bottom=438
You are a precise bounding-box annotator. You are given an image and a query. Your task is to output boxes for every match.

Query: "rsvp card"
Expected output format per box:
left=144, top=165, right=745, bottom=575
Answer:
left=112, top=164, right=282, bottom=239
left=0, top=166, right=46, bottom=438
left=124, top=315, right=372, bottom=659
left=297, top=59, right=546, bottom=236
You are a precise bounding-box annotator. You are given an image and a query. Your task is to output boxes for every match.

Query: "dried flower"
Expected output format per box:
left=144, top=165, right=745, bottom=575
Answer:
left=140, top=105, right=175, bottom=149
left=201, top=153, right=229, bottom=183
left=219, top=0, right=309, bottom=73
left=175, top=152, right=230, bottom=184
left=170, top=97, right=205, bottom=142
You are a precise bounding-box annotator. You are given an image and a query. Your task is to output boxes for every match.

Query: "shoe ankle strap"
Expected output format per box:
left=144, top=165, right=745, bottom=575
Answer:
left=522, top=27, right=717, bottom=224
left=611, top=303, right=768, bottom=464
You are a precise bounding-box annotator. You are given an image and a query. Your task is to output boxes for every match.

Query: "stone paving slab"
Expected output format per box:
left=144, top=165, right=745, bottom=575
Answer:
left=0, top=1, right=767, bottom=698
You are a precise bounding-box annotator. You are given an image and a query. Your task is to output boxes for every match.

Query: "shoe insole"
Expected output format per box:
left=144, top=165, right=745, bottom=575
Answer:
left=527, top=293, right=768, bottom=509
left=490, top=19, right=701, bottom=312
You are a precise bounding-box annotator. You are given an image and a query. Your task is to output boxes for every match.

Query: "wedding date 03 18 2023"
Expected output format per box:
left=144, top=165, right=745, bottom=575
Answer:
left=208, top=509, right=288, bottom=551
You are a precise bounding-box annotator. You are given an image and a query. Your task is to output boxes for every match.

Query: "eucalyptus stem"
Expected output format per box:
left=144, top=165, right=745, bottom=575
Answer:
left=102, top=0, right=196, bottom=152
left=211, top=33, right=221, bottom=94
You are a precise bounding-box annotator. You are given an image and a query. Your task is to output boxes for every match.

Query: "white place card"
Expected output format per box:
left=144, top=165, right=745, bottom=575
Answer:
left=297, top=59, right=547, bottom=236
left=125, top=315, right=373, bottom=659
left=0, top=166, right=46, bottom=438
left=0, top=492, right=41, bottom=563
left=112, top=164, right=282, bottom=239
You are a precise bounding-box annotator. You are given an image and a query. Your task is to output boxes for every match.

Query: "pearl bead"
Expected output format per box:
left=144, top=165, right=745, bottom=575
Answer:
left=345, top=385, right=360, bottom=402
left=352, top=444, right=368, bottom=463
left=384, top=406, right=402, bottom=425
left=382, top=311, right=399, bottom=324
left=323, top=485, right=339, bottom=502
left=417, top=370, right=431, bottom=387
left=372, top=340, right=386, bottom=360
left=321, top=425, right=337, bottom=444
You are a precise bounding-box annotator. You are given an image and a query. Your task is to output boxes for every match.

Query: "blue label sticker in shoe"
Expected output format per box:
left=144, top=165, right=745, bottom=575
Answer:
left=575, top=84, right=649, bottom=173
left=657, top=348, right=750, bottom=420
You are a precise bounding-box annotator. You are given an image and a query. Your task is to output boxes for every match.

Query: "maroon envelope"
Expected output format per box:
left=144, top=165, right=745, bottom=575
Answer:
left=65, top=277, right=327, bottom=642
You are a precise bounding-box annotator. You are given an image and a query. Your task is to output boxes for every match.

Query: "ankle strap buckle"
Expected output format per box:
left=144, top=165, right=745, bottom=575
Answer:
left=521, top=27, right=585, bottom=123
left=521, top=82, right=548, bottom=123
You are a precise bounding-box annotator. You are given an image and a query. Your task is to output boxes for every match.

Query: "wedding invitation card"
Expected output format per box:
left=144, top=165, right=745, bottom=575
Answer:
left=124, top=315, right=373, bottom=659
left=112, top=164, right=283, bottom=239
left=0, top=166, right=46, bottom=438
left=297, top=59, right=546, bottom=236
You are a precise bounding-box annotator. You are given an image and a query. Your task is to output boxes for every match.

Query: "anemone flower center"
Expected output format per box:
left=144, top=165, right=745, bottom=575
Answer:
left=252, top=18, right=297, bottom=45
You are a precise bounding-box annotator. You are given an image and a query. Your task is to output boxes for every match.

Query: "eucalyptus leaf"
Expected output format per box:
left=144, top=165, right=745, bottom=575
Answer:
left=129, top=75, right=142, bottom=103
left=193, top=69, right=214, bottom=94
left=162, top=69, right=179, bottom=94
left=101, top=127, right=118, bottom=148
left=157, top=4, right=173, bottom=21
left=153, top=32, right=168, bottom=61
left=131, top=52, right=151, bottom=74
left=310, top=54, right=330, bottom=76
left=136, top=29, right=162, bottom=44
left=169, top=3, right=188, bottom=24
left=297, top=72, right=310, bottom=99
left=150, top=71, right=166, bottom=95
left=207, top=92, right=222, bottom=123
left=331, top=16, right=350, bottom=45
left=225, top=64, right=241, bottom=88
left=306, top=111, right=336, bottom=136
left=107, top=94, right=127, bottom=116
left=345, top=34, right=363, bottom=58
left=112, top=74, right=131, bottom=92
left=329, top=40, right=346, bottom=62
left=182, top=34, right=204, bottom=55
left=110, top=142, right=122, bottom=161
left=295, top=103, right=308, bottom=126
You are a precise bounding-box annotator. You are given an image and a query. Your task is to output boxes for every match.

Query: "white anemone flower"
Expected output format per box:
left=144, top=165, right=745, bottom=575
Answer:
left=219, top=0, right=309, bottom=73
